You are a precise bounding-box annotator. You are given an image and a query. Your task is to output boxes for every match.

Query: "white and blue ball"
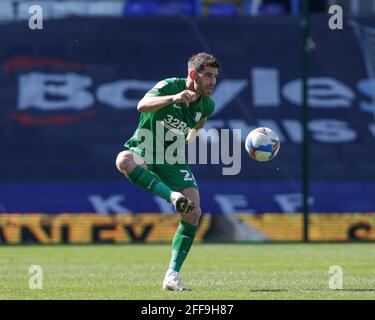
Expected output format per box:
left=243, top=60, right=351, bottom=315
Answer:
left=245, top=127, right=280, bottom=162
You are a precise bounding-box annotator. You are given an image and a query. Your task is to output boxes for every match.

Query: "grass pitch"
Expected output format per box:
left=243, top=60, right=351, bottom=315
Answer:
left=1, top=243, right=375, bottom=300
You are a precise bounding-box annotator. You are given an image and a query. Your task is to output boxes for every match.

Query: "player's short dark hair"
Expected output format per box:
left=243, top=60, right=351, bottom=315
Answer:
left=188, top=52, right=220, bottom=72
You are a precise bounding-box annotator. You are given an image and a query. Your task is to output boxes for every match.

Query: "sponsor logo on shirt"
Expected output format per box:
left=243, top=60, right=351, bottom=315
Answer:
left=163, top=114, right=190, bottom=135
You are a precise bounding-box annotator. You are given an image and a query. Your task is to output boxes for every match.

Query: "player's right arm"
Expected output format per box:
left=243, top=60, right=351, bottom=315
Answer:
left=186, top=118, right=207, bottom=144
left=137, top=91, right=197, bottom=113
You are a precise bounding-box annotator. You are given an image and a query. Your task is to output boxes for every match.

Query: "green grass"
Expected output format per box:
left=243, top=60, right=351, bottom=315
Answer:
left=1, top=243, right=375, bottom=300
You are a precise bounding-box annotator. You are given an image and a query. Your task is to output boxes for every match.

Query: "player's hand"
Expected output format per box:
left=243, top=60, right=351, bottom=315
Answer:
left=172, top=90, right=197, bottom=105
left=186, top=128, right=199, bottom=144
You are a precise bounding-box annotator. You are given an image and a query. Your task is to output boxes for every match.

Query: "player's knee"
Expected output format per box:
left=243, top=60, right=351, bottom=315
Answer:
left=191, top=204, right=202, bottom=224
left=181, top=202, right=201, bottom=225
left=194, top=205, right=201, bottom=217
left=116, top=151, right=135, bottom=176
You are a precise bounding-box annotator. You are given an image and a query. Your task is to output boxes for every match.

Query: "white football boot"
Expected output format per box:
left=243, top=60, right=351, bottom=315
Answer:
left=170, top=192, right=195, bottom=214
left=162, top=269, right=191, bottom=292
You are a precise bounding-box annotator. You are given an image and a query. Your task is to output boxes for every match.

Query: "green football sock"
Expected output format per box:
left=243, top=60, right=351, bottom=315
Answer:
left=168, top=220, right=198, bottom=272
left=127, top=165, right=173, bottom=202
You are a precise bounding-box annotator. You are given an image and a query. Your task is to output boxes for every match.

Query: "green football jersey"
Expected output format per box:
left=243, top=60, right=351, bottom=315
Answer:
left=124, top=78, right=215, bottom=164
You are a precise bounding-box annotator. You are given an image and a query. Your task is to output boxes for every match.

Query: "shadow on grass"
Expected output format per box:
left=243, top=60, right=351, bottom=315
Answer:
left=248, top=289, right=289, bottom=292
left=305, top=289, right=375, bottom=292
left=335, top=289, right=375, bottom=292
left=249, top=289, right=375, bottom=293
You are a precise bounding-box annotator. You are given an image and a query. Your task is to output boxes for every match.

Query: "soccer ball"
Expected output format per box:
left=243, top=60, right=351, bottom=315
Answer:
left=245, top=127, right=280, bottom=162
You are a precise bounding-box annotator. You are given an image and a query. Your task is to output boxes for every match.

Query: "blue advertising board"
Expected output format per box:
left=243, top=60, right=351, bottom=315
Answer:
left=0, top=16, right=374, bottom=213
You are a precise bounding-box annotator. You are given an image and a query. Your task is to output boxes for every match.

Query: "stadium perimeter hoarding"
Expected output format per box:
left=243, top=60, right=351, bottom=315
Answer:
left=0, top=15, right=375, bottom=243
left=1, top=213, right=375, bottom=244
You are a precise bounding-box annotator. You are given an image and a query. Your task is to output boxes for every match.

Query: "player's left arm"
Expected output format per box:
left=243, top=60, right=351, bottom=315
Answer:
left=186, top=117, right=207, bottom=144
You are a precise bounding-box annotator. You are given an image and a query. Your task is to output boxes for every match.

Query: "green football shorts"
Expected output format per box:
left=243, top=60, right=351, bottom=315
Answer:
left=125, top=148, right=198, bottom=191
left=147, top=162, right=198, bottom=191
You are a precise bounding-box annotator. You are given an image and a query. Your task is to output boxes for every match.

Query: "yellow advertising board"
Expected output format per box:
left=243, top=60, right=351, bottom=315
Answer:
left=0, top=213, right=211, bottom=244
left=1, top=213, right=374, bottom=244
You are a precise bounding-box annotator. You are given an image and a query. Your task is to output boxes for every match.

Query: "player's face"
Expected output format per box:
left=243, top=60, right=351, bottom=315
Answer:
left=194, top=66, right=218, bottom=96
